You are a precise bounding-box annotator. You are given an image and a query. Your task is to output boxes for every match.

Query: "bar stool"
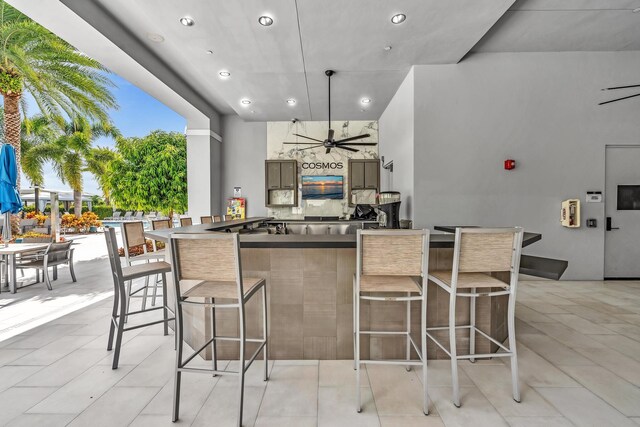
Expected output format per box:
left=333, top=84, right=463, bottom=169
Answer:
left=168, top=232, right=268, bottom=427
left=179, top=217, right=193, bottom=227
left=122, top=221, right=164, bottom=315
left=354, top=229, right=430, bottom=415
left=200, top=216, right=213, bottom=224
left=149, top=219, right=172, bottom=306
left=103, top=227, right=174, bottom=369
left=219, top=215, right=228, bottom=222
left=427, top=227, right=524, bottom=407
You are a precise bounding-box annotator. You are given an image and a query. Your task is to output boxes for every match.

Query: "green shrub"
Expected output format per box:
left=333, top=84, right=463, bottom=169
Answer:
left=92, top=205, right=116, bottom=220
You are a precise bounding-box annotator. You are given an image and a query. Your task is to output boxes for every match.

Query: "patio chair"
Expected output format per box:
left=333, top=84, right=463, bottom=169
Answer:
left=146, top=211, right=157, bottom=219
left=133, top=211, right=144, bottom=221
left=15, top=241, right=76, bottom=291
left=106, top=211, right=122, bottom=221
left=43, top=217, right=52, bottom=234
left=19, top=218, right=37, bottom=234
left=123, top=211, right=134, bottom=220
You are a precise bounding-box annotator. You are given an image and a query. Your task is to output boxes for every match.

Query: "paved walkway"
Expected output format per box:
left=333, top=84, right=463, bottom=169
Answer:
left=0, top=232, right=116, bottom=342
left=0, top=272, right=639, bottom=426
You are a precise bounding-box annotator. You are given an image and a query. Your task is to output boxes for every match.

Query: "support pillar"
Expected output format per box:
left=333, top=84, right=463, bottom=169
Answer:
left=186, top=125, right=222, bottom=219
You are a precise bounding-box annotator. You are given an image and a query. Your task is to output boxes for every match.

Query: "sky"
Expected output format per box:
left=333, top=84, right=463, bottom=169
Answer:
left=19, top=73, right=186, bottom=195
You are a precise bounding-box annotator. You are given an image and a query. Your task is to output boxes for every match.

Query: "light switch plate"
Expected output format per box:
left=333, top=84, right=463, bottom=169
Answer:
left=586, top=192, right=602, bottom=203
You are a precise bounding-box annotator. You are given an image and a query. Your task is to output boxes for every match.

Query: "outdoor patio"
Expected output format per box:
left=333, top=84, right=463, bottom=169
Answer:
left=1, top=247, right=640, bottom=426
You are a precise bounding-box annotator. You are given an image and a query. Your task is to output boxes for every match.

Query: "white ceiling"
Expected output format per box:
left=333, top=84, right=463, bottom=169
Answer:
left=61, top=0, right=514, bottom=121
left=473, top=0, right=640, bottom=53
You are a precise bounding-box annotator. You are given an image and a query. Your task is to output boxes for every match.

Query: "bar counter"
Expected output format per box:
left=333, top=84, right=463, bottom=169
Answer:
left=147, top=218, right=563, bottom=360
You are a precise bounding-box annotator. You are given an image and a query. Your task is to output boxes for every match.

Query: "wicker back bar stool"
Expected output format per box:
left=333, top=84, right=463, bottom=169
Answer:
left=179, top=217, right=193, bottom=227
left=214, top=215, right=223, bottom=222
left=168, top=232, right=268, bottom=427
left=354, top=229, right=430, bottom=415
left=104, top=227, right=173, bottom=369
left=200, top=216, right=213, bottom=224
left=427, top=227, right=524, bottom=407
left=121, top=221, right=164, bottom=314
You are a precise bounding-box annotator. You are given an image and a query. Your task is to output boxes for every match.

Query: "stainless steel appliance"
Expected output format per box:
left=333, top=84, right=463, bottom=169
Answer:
left=376, top=192, right=401, bottom=228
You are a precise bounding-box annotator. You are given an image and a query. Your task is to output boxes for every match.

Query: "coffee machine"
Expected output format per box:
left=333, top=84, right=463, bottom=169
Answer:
left=376, top=191, right=401, bottom=228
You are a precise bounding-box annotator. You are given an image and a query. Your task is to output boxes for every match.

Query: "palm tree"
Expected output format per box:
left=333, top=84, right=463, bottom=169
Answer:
left=0, top=1, right=117, bottom=190
left=21, top=115, right=120, bottom=216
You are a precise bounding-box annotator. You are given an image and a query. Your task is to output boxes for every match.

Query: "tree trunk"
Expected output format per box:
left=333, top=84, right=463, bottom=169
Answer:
left=73, top=189, right=83, bottom=218
left=3, top=93, right=22, bottom=235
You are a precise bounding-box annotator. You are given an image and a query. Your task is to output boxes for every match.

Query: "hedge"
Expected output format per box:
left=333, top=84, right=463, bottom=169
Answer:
left=91, top=206, right=116, bottom=220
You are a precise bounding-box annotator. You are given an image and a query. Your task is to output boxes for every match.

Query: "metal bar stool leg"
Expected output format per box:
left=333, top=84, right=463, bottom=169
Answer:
left=112, top=286, right=127, bottom=370
left=449, top=291, right=461, bottom=408
left=262, top=286, right=269, bottom=381
left=353, top=276, right=357, bottom=370
left=422, top=285, right=429, bottom=415
left=507, top=289, right=521, bottom=403
left=172, top=299, right=184, bottom=422
left=124, top=280, right=132, bottom=323
left=210, top=299, right=218, bottom=376
left=406, top=291, right=411, bottom=371
left=141, top=266, right=150, bottom=312
left=237, top=307, right=246, bottom=427
left=161, top=272, right=169, bottom=336
left=355, top=292, right=362, bottom=413
left=470, top=287, right=476, bottom=363
left=107, top=281, right=120, bottom=351
left=151, top=273, right=159, bottom=307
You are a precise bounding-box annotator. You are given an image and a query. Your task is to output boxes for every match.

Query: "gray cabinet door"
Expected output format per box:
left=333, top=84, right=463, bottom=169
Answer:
left=280, top=161, right=295, bottom=189
left=364, top=161, right=379, bottom=189
left=351, top=161, right=365, bottom=189
left=267, top=162, right=281, bottom=189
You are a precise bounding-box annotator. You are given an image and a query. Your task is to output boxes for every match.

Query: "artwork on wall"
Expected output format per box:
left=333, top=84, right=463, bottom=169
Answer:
left=267, top=120, right=379, bottom=218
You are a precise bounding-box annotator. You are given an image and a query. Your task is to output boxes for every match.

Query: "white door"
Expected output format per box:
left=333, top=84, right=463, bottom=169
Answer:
left=605, top=146, right=640, bottom=278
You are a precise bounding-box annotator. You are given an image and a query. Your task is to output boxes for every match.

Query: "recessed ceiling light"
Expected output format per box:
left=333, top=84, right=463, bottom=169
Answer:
left=241, top=99, right=252, bottom=105
left=391, top=13, right=406, bottom=24
left=180, top=17, right=195, bottom=26
left=219, top=71, right=231, bottom=78
left=146, top=33, right=165, bottom=43
left=384, top=46, right=392, bottom=51
left=206, top=50, right=214, bottom=55
left=633, top=7, right=640, bottom=12
left=361, top=98, right=372, bottom=104
left=258, top=16, right=274, bottom=26
left=286, top=98, right=296, bottom=105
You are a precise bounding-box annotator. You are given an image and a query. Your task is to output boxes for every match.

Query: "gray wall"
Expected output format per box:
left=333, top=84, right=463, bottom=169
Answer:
left=379, top=68, right=415, bottom=220
left=412, top=52, right=640, bottom=280
left=220, top=115, right=267, bottom=216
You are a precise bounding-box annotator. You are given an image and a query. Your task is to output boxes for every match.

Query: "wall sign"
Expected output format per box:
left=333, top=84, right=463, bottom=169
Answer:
left=233, top=186, right=242, bottom=197
left=301, top=161, right=344, bottom=170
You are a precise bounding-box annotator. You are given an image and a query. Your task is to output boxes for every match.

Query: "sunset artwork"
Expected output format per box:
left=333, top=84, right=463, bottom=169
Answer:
left=302, top=175, right=344, bottom=200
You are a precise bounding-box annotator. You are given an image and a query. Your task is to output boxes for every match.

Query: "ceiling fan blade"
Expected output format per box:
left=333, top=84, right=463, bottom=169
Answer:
left=283, top=142, right=324, bottom=145
left=602, top=84, right=640, bottom=91
left=333, top=133, right=371, bottom=144
left=296, top=144, right=324, bottom=151
left=327, top=129, right=334, bottom=141
left=337, top=145, right=359, bottom=153
left=599, top=92, right=640, bottom=106
left=326, top=147, right=331, bottom=154
left=337, top=142, right=377, bottom=146
left=293, top=133, right=324, bottom=143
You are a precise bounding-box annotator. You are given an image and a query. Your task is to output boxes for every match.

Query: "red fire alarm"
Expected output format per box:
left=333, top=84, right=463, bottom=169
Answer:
left=504, top=159, right=516, bottom=170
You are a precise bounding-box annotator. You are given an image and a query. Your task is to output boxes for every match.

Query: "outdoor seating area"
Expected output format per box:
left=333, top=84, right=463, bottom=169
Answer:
left=1, top=1, right=639, bottom=426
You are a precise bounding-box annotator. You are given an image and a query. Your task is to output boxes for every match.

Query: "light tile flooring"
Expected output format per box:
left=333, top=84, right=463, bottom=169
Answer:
left=1, top=278, right=640, bottom=426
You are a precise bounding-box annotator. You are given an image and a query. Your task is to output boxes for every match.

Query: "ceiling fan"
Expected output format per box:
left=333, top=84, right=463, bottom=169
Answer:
left=283, top=70, right=376, bottom=154
left=599, top=84, right=640, bottom=105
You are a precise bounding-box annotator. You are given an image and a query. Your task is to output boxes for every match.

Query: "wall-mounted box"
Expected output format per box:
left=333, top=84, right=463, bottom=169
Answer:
left=561, top=199, right=580, bottom=228
left=348, top=159, right=380, bottom=206
left=586, top=191, right=602, bottom=203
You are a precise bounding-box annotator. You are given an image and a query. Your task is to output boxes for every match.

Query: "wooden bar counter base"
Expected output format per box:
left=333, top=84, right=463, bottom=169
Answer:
left=147, top=218, right=550, bottom=361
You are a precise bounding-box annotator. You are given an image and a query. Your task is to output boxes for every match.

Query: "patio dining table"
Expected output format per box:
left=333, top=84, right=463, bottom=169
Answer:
left=0, top=243, right=51, bottom=294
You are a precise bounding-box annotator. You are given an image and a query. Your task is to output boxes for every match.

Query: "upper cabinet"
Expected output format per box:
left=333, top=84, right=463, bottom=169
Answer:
left=265, top=160, right=298, bottom=207
left=348, top=159, right=380, bottom=205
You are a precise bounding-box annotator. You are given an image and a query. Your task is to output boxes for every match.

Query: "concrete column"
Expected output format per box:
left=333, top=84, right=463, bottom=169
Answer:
left=186, top=125, right=222, bottom=219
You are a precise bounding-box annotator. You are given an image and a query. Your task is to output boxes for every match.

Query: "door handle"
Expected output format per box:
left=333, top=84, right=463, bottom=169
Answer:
left=606, top=217, right=620, bottom=231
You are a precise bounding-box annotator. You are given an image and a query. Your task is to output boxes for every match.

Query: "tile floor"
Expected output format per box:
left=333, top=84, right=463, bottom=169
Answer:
left=1, top=274, right=640, bottom=426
